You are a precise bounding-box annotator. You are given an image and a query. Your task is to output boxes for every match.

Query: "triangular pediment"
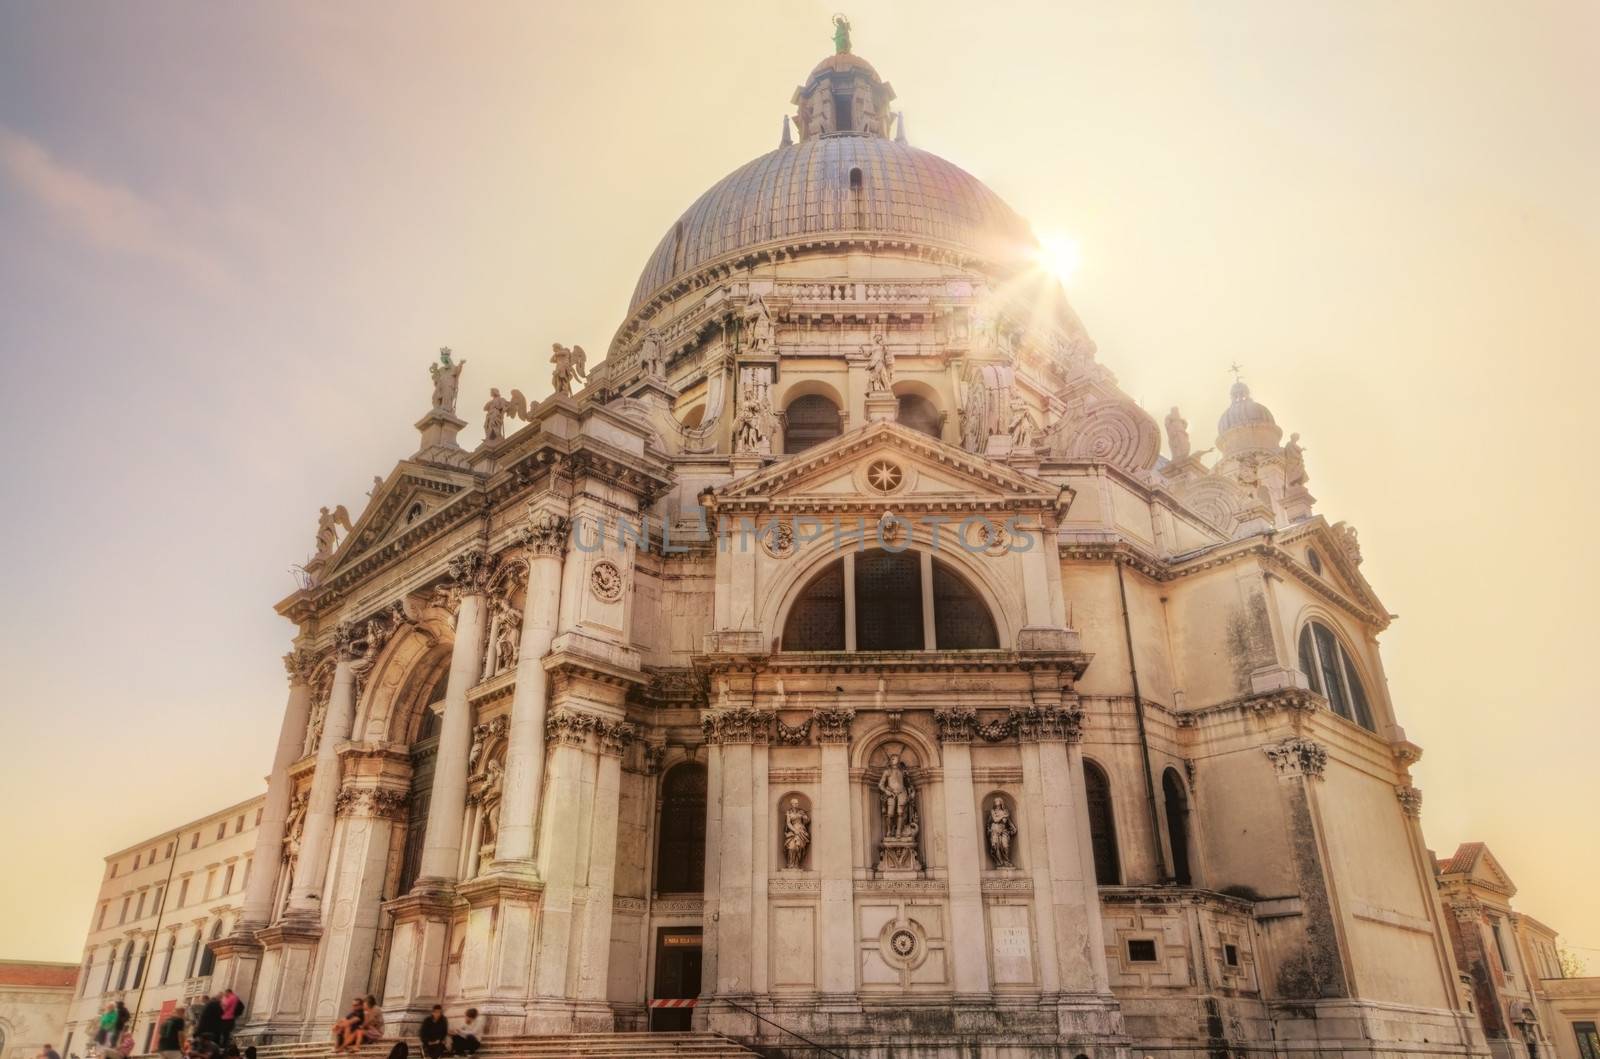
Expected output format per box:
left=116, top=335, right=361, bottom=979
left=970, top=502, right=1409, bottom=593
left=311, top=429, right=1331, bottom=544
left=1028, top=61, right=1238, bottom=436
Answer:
left=323, top=462, right=481, bottom=579
left=1277, top=518, right=1389, bottom=623
left=1467, top=846, right=1519, bottom=897
left=713, top=420, right=1064, bottom=515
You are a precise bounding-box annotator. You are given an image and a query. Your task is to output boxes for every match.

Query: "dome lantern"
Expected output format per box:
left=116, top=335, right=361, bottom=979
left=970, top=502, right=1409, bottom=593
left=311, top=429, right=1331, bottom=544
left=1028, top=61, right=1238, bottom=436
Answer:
left=792, top=24, right=895, bottom=140
left=1216, top=375, right=1283, bottom=456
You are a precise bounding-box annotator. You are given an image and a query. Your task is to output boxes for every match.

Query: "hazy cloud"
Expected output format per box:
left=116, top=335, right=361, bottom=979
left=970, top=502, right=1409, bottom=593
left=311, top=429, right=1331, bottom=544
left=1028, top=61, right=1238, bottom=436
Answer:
left=0, top=125, right=226, bottom=284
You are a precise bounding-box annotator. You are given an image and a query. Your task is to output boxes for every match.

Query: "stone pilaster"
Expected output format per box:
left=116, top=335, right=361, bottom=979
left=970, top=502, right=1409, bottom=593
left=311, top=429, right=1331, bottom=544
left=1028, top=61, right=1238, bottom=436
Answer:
left=932, top=709, right=991, bottom=999
left=1263, top=734, right=1351, bottom=999
left=813, top=708, right=856, bottom=1003
left=701, top=704, right=771, bottom=1038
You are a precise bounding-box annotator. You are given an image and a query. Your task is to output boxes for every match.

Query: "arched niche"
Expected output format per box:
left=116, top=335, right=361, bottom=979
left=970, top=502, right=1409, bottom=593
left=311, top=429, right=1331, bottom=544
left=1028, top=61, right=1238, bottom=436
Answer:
left=777, top=791, right=813, bottom=871
left=1162, top=767, right=1193, bottom=886
left=355, top=613, right=454, bottom=746
left=979, top=789, right=1021, bottom=870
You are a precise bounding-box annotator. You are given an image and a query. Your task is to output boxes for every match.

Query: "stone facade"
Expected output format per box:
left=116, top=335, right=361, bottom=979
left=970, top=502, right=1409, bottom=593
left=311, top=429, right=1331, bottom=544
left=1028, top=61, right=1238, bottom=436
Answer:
left=1436, top=843, right=1600, bottom=1059
left=54, top=29, right=1560, bottom=1059
left=0, top=962, right=76, bottom=1059
left=61, top=797, right=265, bottom=1056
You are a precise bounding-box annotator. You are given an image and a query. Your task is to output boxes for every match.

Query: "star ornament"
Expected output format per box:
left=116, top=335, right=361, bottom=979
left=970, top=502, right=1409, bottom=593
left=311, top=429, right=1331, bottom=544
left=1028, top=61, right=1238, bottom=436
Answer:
left=867, top=460, right=903, bottom=492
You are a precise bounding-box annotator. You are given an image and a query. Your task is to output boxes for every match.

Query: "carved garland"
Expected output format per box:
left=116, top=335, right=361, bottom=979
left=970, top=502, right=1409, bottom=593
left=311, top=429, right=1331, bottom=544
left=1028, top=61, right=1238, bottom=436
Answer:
left=934, top=705, right=1082, bottom=744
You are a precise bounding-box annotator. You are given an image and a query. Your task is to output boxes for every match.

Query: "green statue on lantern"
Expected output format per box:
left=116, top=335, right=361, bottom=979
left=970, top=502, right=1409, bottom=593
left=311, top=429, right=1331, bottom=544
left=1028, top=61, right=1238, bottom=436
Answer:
left=832, top=14, right=852, bottom=54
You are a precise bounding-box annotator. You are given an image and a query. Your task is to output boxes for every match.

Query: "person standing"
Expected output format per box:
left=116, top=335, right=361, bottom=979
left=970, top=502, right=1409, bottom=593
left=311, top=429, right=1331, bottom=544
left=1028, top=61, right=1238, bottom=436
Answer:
left=96, top=1005, right=117, bottom=1048
left=112, top=1003, right=131, bottom=1043
left=156, top=1010, right=185, bottom=1059
left=218, top=988, right=244, bottom=1045
left=418, top=1007, right=448, bottom=1059
left=449, top=1010, right=481, bottom=1057
left=187, top=996, right=209, bottom=1039
left=39, top=1043, right=61, bottom=1059
left=197, top=994, right=225, bottom=1044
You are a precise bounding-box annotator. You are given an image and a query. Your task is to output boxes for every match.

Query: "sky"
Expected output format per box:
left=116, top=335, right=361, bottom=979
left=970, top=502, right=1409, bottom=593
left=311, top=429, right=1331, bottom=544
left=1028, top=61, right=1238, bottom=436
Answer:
left=0, top=2, right=1596, bottom=969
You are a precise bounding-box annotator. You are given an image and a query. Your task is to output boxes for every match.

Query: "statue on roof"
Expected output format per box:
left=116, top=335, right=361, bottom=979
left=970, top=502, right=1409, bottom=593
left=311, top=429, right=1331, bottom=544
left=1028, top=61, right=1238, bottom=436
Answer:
left=864, top=334, right=894, bottom=392
left=1284, top=432, right=1309, bottom=487
left=832, top=14, right=852, bottom=54
left=429, top=347, right=466, bottom=414
left=1165, top=407, right=1191, bottom=462
left=483, top=387, right=530, bottom=443
left=314, top=504, right=353, bottom=560
left=550, top=343, right=588, bottom=397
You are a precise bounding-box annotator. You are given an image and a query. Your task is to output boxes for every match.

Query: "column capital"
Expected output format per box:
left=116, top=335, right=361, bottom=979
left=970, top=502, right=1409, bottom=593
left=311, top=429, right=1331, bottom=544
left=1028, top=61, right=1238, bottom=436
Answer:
left=813, top=707, right=854, bottom=744
left=701, top=707, right=774, bottom=745
left=1264, top=736, right=1329, bottom=779
left=446, top=548, right=493, bottom=595
left=1013, top=704, right=1083, bottom=743
left=1395, top=784, right=1423, bottom=818
left=283, top=648, right=322, bottom=685
left=334, top=784, right=410, bottom=820
left=545, top=706, right=635, bottom=755
left=520, top=507, right=570, bottom=558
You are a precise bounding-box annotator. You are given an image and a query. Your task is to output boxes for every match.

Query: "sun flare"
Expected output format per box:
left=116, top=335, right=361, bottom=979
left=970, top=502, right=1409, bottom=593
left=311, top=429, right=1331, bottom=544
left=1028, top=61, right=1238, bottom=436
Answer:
left=1036, top=233, right=1082, bottom=284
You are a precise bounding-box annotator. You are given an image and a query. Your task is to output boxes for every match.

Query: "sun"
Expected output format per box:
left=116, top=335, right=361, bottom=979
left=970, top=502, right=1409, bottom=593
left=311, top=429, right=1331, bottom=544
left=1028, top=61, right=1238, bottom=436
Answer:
left=1035, top=233, right=1082, bottom=285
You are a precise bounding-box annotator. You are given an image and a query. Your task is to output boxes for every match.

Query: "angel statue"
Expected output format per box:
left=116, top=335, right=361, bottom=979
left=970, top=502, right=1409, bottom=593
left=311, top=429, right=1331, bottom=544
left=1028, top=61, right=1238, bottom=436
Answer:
left=483, top=387, right=531, bottom=443
left=864, top=334, right=894, bottom=393
left=429, top=347, right=466, bottom=414
left=314, top=504, right=353, bottom=559
left=551, top=343, right=588, bottom=397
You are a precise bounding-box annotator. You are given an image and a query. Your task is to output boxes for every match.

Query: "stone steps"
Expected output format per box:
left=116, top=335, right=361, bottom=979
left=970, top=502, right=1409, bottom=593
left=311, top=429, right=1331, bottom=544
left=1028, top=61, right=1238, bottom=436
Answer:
left=250, top=1034, right=757, bottom=1059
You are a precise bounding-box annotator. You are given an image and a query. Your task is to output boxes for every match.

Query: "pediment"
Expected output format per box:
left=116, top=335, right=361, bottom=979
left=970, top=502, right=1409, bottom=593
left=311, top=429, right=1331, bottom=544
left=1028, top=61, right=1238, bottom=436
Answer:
left=1468, top=847, right=1518, bottom=897
left=323, top=462, right=481, bottom=579
left=1278, top=519, right=1388, bottom=622
left=711, top=420, right=1066, bottom=516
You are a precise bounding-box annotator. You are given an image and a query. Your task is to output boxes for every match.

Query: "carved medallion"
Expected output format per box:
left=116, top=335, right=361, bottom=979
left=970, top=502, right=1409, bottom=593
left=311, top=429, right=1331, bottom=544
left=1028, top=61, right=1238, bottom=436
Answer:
left=865, top=459, right=903, bottom=493
left=590, top=560, right=624, bottom=603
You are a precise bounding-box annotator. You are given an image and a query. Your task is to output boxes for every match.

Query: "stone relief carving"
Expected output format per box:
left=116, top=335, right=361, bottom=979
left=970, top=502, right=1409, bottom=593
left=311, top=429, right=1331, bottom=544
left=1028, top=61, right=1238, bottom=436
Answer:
left=782, top=797, right=811, bottom=870
left=282, top=791, right=309, bottom=857
left=985, top=797, right=1018, bottom=869
left=638, top=328, right=665, bottom=378
left=1007, top=391, right=1036, bottom=450
left=590, top=560, right=624, bottom=603
left=774, top=715, right=812, bottom=746
left=813, top=707, right=854, bottom=743
left=545, top=707, right=636, bottom=755
left=732, top=375, right=776, bottom=455
left=1263, top=737, right=1329, bottom=779
left=959, top=362, right=1014, bottom=453
left=428, top=347, right=466, bottom=414
left=1049, top=398, right=1161, bottom=473
left=761, top=519, right=795, bottom=557
left=1395, top=785, right=1423, bottom=818
left=742, top=295, right=775, bottom=355
left=701, top=708, right=774, bottom=745
left=447, top=548, right=493, bottom=595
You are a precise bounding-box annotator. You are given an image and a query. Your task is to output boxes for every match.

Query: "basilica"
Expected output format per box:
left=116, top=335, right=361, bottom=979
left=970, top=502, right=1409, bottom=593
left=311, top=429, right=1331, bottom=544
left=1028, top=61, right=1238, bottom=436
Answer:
left=176, top=29, right=1489, bottom=1059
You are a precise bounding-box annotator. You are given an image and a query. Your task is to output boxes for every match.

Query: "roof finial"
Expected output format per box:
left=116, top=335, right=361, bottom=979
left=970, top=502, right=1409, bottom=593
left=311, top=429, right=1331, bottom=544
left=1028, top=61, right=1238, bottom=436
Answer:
left=894, top=111, right=907, bottom=144
left=1229, top=361, right=1243, bottom=382
left=780, top=114, right=793, bottom=147
left=832, top=13, right=852, bottom=54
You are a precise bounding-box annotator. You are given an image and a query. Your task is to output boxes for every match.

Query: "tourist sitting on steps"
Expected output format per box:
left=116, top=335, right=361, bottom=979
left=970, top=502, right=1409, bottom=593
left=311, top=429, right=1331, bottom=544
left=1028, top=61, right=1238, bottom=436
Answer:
left=331, top=996, right=365, bottom=1053
left=417, top=1006, right=448, bottom=1059
left=449, top=1010, right=481, bottom=1057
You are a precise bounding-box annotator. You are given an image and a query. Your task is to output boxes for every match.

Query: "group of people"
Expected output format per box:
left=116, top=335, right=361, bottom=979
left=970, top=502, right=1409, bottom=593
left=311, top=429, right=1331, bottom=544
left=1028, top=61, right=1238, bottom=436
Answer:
left=334, top=998, right=480, bottom=1059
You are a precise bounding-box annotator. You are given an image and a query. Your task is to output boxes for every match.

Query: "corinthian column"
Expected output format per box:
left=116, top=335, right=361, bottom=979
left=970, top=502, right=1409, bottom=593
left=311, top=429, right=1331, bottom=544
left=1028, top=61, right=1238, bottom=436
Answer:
left=287, top=603, right=406, bottom=916
left=493, top=508, right=568, bottom=868
left=238, top=648, right=318, bottom=928
left=415, top=551, right=490, bottom=886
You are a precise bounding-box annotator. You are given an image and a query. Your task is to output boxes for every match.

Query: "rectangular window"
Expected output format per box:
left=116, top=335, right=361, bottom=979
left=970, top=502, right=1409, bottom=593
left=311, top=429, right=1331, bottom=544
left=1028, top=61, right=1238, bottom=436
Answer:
left=135, top=892, right=146, bottom=919
left=110, top=862, right=119, bottom=879
left=223, top=865, right=235, bottom=894
left=178, top=879, right=189, bottom=907
left=97, top=903, right=108, bottom=929
left=1127, top=938, right=1158, bottom=963
left=255, top=808, right=263, bottom=827
left=119, top=897, right=130, bottom=924
left=1574, top=1022, right=1600, bottom=1059
left=216, top=822, right=226, bottom=840
left=134, top=854, right=142, bottom=870
left=165, top=841, right=174, bottom=859
left=1492, top=919, right=1514, bottom=975
left=206, top=869, right=217, bottom=900
left=190, top=832, right=199, bottom=850
left=236, top=814, right=245, bottom=833
left=1224, top=944, right=1240, bottom=967
left=152, top=886, right=164, bottom=913
left=242, top=858, right=252, bottom=891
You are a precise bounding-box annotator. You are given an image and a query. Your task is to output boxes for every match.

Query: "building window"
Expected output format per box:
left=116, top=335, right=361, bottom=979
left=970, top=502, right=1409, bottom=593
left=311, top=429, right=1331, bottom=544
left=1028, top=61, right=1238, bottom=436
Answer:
left=197, top=921, right=223, bottom=978
left=1492, top=919, right=1514, bottom=975
left=216, top=822, right=226, bottom=841
left=1297, top=621, right=1376, bottom=731
left=1573, top=1022, right=1600, bottom=1059
left=190, top=832, right=199, bottom=850
left=1224, top=943, right=1240, bottom=967
left=255, top=808, right=263, bottom=827
left=783, top=394, right=842, bottom=453
left=131, top=942, right=148, bottom=988
left=103, top=945, right=119, bottom=994
left=1306, top=547, right=1323, bottom=575
left=205, top=869, right=217, bottom=900
left=97, top=903, right=109, bottom=930
left=134, top=854, right=141, bottom=870
left=79, top=955, right=92, bottom=997
left=177, top=879, right=189, bottom=908
left=781, top=550, right=999, bottom=652
left=895, top=393, right=942, bottom=438
left=1127, top=939, right=1158, bottom=963
left=115, top=944, right=133, bottom=990
left=164, top=841, right=174, bottom=859
left=110, top=862, right=119, bottom=879
left=655, top=763, right=707, bottom=895
left=119, top=897, right=130, bottom=924
left=185, top=929, right=201, bottom=980
left=152, top=886, right=163, bottom=913
left=222, top=865, right=235, bottom=895
left=159, top=934, right=175, bottom=986
left=1083, top=760, right=1121, bottom=885
left=833, top=93, right=853, bottom=132
left=1163, top=768, right=1193, bottom=886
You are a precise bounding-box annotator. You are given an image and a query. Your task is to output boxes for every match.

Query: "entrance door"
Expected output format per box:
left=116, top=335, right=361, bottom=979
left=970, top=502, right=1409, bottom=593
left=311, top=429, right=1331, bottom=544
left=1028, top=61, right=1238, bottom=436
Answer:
left=650, top=927, right=703, bottom=1032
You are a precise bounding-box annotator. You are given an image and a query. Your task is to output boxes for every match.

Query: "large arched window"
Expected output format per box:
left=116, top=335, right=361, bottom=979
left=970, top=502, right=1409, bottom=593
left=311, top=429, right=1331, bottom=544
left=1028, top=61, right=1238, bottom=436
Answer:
left=1083, top=760, right=1120, bottom=885
left=895, top=394, right=942, bottom=439
left=399, top=669, right=449, bottom=895
left=781, top=550, right=999, bottom=652
left=783, top=394, right=842, bottom=453
left=1297, top=621, right=1376, bottom=731
left=1163, top=768, right=1192, bottom=887
left=656, top=764, right=707, bottom=894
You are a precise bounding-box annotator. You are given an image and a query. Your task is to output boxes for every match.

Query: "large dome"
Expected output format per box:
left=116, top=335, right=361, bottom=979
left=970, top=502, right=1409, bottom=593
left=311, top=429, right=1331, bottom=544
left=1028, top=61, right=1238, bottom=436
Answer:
left=627, top=134, right=1038, bottom=315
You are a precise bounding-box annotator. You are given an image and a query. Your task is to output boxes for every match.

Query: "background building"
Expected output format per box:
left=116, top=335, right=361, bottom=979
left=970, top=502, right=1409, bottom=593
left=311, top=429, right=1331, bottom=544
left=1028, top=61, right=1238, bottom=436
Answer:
left=61, top=797, right=264, bottom=1057
left=0, top=961, right=76, bottom=1059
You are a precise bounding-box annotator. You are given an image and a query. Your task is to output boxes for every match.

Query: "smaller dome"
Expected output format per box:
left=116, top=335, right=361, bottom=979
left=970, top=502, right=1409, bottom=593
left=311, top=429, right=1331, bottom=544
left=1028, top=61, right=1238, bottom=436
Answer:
left=1216, top=380, right=1283, bottom=455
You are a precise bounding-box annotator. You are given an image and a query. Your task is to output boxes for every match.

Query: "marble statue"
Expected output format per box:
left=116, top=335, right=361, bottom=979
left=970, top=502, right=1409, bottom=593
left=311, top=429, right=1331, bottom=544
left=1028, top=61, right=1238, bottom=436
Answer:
left=783, top=798, right=811, bottom=870
left=551, top=343, right=588, bottom=397
left=1285, top=432, right=1309, bottom=487
left=733, top=379, right=775, bottom=454
left=491, top=597, right=521, bottom=674
left=639, top=328, right=665, bottom=377
left=864, top=334, right=894, bottom=393
left=744, top=296, right=774, bottom=355
left=483, top=388, right=530, bottom=443
left=1166, top=406, right=1191, bottom=461
left=878, top=753, right=915, bottom=839
left=314, top=505, right=353, bottom=560
left=429, top=347, right=466, bottom=413
left=986, top=797, right=1017, bottom=868
left=832, top=13, right=851, bottom=54
left=1007, top=391, right=1036, bottom=449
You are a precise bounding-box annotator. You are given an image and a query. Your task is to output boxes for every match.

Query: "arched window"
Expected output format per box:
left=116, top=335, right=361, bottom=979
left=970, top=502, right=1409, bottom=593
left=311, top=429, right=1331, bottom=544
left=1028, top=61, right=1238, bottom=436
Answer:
left=131, top=941, right=149, bottom=988
left=895, top=394, right=942, bottom=439
left=1297, top=621, right=1376, bottom=731
left=115, top=943, right=133, bottom=990
left=783, top=394, right=842, bottom=453
left=102, top=945, right=118, bottom=994
left=1083, top=760, right=1120, bottom=885
left=159, top=934, right=176, bottom=985
left=656, top=764, right=707, bottom=895
left=781, top=550, right=1000, bottom=652
left=1163, top=768, right=1192, bottom=886
left=185, top=929, right=201, bottom=979
left=197, top=921, right=222, bottom=978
